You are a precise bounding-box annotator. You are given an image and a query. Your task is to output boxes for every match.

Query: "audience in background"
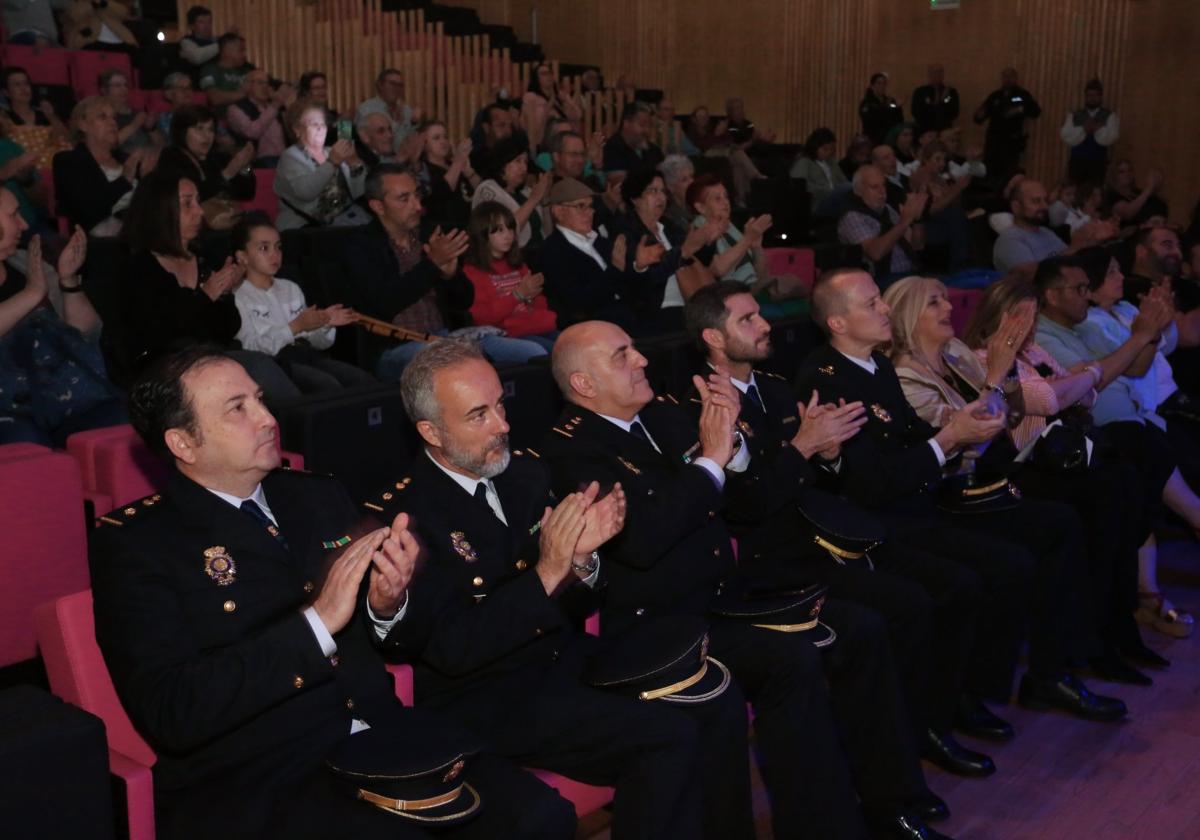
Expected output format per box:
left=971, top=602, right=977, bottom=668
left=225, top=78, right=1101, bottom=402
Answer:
left=416, top=119, right=475, bottom=230
left=178, top=5, right=219, bottom=73
left=790, top=127, right=849, bottom=217
left=471, top=136, right=549, bottom=251
left=99, top=68, right=159, bottom=154
left=355, top=68, right=418, bottom=152
left=297, top=71, right=337, bottom=145
left=974, top=67, right=1041, bottom=183
left=62, top=0, right=137, bottom=51
left=911, top=64, right=959, bottom=135
left=226, top=68, right=291, bottom=166
left=839, top=133, right=873, bottom=180
left=992, top=179, right=1113, bottom=272
left=602, top=101, right=663, bottom=175
left=1060, top=78, right=1119, bottom=186
left=156, top=104, right=254, bottom=230
left=1105, top=159, right=1168, bottom=230
left=199, top=33, right=252, bottom=111
left=274, top=99, right=368, bottom=230
left=838, top=164, right=926, bottom=285
left=660, top=153, right=695, bottom=230
left=0, top=67, right=70, bottom=170
left=156, top=72, right=196, bottom=140
left=859, top=72, right=904, bottom=145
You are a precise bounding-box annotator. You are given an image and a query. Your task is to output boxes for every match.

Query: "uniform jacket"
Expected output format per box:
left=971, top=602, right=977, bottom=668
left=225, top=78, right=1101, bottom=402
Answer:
left=795, top=343, right=944, bottom=513
left=364, top=453, right=599, bottom=706
left=90, top=468, right=404, bottom=834
left=538, top=399, right=737, bottom=636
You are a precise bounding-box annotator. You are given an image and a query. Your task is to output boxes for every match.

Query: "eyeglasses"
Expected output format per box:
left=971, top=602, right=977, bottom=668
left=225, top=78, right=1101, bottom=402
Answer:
left=560, top=201, right=593, bottom=211
left=1054, top=282, right=1091, bottom=296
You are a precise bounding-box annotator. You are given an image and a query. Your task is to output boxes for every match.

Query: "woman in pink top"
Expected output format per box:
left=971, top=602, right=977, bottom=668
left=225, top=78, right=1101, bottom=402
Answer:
left=462, top=201, right=558, bottom=351
left=965, top=275, right=1194, bottom=645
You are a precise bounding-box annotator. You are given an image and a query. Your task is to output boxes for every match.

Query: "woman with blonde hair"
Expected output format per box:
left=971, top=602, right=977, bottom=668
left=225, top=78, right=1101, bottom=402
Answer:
left=887, top=275, right=1168, bottom=682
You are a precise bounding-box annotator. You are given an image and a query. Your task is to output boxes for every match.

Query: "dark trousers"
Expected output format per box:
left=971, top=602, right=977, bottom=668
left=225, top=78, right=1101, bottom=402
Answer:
left=431, top=647, right=705, bottom=840
left=708, top=618, right=870, bottom=840
left=808, top=542, right=981, bottom=735
left=1101, top=421, right=1176, bottom=531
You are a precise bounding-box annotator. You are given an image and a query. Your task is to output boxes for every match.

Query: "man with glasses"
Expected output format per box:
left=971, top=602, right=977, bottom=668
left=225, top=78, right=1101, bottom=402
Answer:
left=355, top=68, right=418, bottom=151
left=539, top=178, right=636, bottom=332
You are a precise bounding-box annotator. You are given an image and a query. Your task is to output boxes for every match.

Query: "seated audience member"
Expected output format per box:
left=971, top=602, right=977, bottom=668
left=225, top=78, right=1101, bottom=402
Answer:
left=724, top=96, right=776, bottom=147
left=1105, top=159, right=1168, bottom=230
left=232, top=213, right=372, bottom=392
left=612, top=168, right=717, bottom=332
left=939, top=128, right=986, bottom=181
left=790, top=127, right=850, bottom=217
left=838, top=165, right=927, bottom=285
left=226, top=68, right=292, bottom=166
left=839, top=133, right=873, bottom=180
left=62, top=0, right=137, bottom=50
left=178, top=5, right=218, bottom=72
left=298, top=71, right=338, bottom=144
left=355, top=68, right=418, bottom=151
left=462, top=202, right=557, bottom=350
left=603, top=101, right=664, bottom=175
left=275, top=99, right=369, bottom=231
left=0, top=204, right=124, bottom=444
left=1, top=67, right=70, bottom=154
left=661, top=154, right=695, bottom=230
left=541, top=319, right=955, bottom=840
left=1033, top=257, right=1200, bottom=637
left=992, top=179, right=1113, bottom=272
left=99, top=68, right=159, bottom=154
left=796, top=267, right=1128, bottom=726
left=860, top=72, right=904, bottom=145
left=92, top=345, right=578, bottom=840
left=688, top=172, right=808, bottom=318
left=199, top=33, right=253, bottom=111
left=870, top=144, right=911, bottom=211
left=415, top=120, right=476, bottom=231
left=524, top=61, right=583, bottom=131
left=156, top=104, right=255, bottom=229
left=355, top=112, right=398, bottom=168
left=469, top=101, right=520, bottom=175
left=471, top=136, right=550, bottom=251
left=156, top=73, right=197, bottom=140
left=655, top=99, right=695, bottom=156
left=906, top=141, right=972, bottom=271
left=684, top=105, right=764, bottom=208
left=539, top=177, right=632, bottom=331
left=887, top=274, right=1157, bottom=683
left=2, top=0, right=63, bottom=45
left=341, top=164, right=549, bottom=379
left=0, top=137, right=46, bottom=232
left=886, top=122, right=918, bottom=173
left=540, top=126, right=603, bottom=190
left=112, top=169, right=299, bottom=400
left=1047, top=181, right=1076, bottom=229
left=53, top=96, right=158, bottom=235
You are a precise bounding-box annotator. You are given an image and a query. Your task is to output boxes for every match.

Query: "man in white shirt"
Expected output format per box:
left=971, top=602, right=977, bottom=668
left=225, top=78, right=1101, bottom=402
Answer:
left=1060, top=78, right=1120, bottom=186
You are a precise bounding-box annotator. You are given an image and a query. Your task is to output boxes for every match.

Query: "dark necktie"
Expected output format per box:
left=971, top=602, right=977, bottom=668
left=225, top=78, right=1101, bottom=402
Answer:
left=630, top=420, right=652, bottom=444
left=473, top=483, right=488, bottom=504
left=240, top=499, right=287, bottom=547
left=745, top=384, right=766, bottom=413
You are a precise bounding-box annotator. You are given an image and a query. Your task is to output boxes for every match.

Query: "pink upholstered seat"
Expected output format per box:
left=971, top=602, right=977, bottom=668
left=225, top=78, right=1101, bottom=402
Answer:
left=764, top=247, right=817, bottom=293
left=67, top=50, right=134, bottom=99
left=0, top=444, right=90, bottom=667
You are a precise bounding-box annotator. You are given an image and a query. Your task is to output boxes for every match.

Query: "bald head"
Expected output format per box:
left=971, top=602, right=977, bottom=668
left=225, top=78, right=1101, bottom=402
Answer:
left=811, top=268, right=863, bottom=335
left=551, top=321, right=654, bottom=420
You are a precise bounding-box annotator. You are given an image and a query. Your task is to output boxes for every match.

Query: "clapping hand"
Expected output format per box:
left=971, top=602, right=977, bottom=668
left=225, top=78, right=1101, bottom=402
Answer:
left=743, top=214, right=773, bottom=246
left=516, top=272, right=544, bottom=299
left=693, top=373, right=739, bottom=468
left=576, top=481, right=626, bottom=558
left=424, top=226, right=470, bottom=277
left=56, top=225, right=88, bottom=281
left=201, top=257, right=243, bottom=301
left=793, top=391, right=867, bottom=460
left=322, top=304, right=357, bottom=327
left=536, top=487, right=594, bottom=593
left=231, top=142, right=256, bottom=173
left=24, top=235, right=47, bottom=302
left=984, top=299, right=1036, bottom=383
left=632, top=234, right=666, bottom=270
left=367, top=511, right=420, bottom=619
left=900, top=191, right=929, bottom=225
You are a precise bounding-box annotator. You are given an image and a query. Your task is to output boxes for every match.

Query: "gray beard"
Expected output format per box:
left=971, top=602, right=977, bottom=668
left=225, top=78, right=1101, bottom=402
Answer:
left=444, top=435, right=511, bottom=479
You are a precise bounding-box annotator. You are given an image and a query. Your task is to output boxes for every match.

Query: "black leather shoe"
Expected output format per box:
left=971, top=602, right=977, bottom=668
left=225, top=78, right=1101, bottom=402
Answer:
left=908, top=792, right=950, bottom=822
left=953, top=694, right=1015, bottom=742
left=1017, top=673, right=1128, bottom=722
left=921, top=728, right=996, bottom=777
left=870, top=812, right=956, bottom=839
left=1089, top=653, right=1152, bottom=686
left=1116, top=640, right=1170, bottom=669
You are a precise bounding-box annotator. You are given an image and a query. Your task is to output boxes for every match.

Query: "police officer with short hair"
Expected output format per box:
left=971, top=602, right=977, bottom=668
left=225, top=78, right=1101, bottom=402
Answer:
left=90, top=347, right=577, bottom=840
left=973, top=67, right=1042, bottom=183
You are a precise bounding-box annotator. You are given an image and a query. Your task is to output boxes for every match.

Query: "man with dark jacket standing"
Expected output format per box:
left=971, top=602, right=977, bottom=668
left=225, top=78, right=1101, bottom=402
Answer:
left=974, top=67, right=1041, bottom=183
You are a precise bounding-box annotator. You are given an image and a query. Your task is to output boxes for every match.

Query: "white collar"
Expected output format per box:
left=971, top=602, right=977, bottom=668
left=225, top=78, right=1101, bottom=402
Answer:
left=207, top=483, right=276, bottom=525
left=597, top=411, right=641, bottom=433
left=425, top=449, right=493, bottom=499
left=836, top=348, right=878, bottom=374
left=710, top=361, right=757, bottom=395
left=558, top=226, right=607, bottom=270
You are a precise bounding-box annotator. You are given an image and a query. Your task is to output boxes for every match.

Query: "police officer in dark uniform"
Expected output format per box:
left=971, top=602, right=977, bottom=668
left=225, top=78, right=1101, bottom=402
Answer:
left=541, top=320, right=956, bottom=840
left=973, top=67, right=1042, bottom=183
left=682, top=281, right=995, bottom=782
left=910, top=64, right=960, bottom=135
left=860, top=72, right=905, bottom=145
left=795, top=269, right=1127, bottom=727
left=90, top=347, right=577, bottom=840
left=363, top=339, right=750, bottom=840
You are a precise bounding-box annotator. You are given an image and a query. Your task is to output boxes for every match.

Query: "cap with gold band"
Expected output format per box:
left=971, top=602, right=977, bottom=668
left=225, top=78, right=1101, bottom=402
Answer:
left=936, top=471, right=1022, bottom=514
left=326, top=723, right=485, bottom=826
left=584, top=616, right=732, bottom=705
left=710, top=579, right=836, bottom=647
left=796, top=488, right=886, bottom=566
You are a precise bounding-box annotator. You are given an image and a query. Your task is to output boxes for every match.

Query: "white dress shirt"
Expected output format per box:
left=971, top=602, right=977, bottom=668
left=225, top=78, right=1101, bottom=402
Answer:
left=559, top=226, right=609, bottom=271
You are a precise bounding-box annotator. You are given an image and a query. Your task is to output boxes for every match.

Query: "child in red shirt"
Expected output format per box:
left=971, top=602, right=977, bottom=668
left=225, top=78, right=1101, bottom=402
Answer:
left=463, top=201, right=558, bottom=350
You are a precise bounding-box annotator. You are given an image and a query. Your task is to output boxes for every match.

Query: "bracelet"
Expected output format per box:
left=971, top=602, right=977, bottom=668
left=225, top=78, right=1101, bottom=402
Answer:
left=1086, top=364, right=1102, bottom=387
left=59, top=280, right=84, bottom=293
left=571, top=551, right=600, bottom=576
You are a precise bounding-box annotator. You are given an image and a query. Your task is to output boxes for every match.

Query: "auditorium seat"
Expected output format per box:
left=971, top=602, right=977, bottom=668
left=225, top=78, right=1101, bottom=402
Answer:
left=68, top=50, right=134, bottom=99
left=0, top=444, right=90, bottom=668
left=764, top=247, right=816, bottom=293
left=947, top=287, right=984, bottom=337
left=1, top=44, right=70, bottom=86
left=240, top=168, right=278, bottom=220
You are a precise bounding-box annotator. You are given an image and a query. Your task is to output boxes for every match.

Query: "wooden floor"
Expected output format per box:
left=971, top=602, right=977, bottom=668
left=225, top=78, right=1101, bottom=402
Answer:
left=582, top=539, right=1200, bottom=840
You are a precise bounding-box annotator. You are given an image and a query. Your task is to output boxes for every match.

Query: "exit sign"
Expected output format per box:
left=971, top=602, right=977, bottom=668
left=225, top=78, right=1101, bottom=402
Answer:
left=932, top=0, right=961, bottom=9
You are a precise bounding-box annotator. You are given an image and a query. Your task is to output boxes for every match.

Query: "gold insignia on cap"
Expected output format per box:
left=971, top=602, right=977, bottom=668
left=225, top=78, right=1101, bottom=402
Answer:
left=810, top=595, right=827, bottom=617
left=617, top=456, right=642, bottom=476
left=451, top=532, right=479, bottom=563
left=871, top=403, right=892, bottom=423
left=736, top=420, right=755, bottom=438
left=818, top=365, right=835, bottom=376
left=443, top=759, right=466, bottom=783
left=203, top=546, right=236, bottom=586
left=699, top=633, right=710, bottom=663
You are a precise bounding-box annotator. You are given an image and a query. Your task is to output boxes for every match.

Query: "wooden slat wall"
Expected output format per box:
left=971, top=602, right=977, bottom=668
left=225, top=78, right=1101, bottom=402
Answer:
left=458, top=0, right=1198, bottom=218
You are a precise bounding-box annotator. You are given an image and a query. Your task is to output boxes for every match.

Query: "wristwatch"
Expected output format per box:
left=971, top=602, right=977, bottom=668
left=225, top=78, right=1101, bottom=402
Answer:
left=571, top=551, right=600, bottom=576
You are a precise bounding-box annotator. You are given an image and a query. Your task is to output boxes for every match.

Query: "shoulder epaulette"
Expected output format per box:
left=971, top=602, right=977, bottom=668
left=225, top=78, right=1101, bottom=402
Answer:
left=755, top=369, right=787, bottom=381
left=553, top=414, right=584, bottom=438
left=364, top=476, right=412, bottom=511
left=97, top=493, right=163, bottom=528
left=654, top=394, right=679, bottom=405
left=513, top=448, right=541, bottom=459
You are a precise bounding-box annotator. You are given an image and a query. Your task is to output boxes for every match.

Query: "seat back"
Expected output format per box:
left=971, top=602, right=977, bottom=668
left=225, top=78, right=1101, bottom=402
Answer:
left=764, top=247, right=816, bottom=292
left=1, top=44, right=70, bottom=86
left=68, top=50, right=134, bottom=99
left=0, top=445, right=90, bottom=666
left=947, top=288, right=984, bottom=337
left=33, top=590, right=158, bottom=768
left=66, top=425, right=135, bottom=492
left=239, top=169, right=278, bottom=221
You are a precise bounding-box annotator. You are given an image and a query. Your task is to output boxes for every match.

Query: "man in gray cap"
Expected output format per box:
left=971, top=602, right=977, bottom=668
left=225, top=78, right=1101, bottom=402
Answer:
left=539, top=178, right=639, bottom=333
